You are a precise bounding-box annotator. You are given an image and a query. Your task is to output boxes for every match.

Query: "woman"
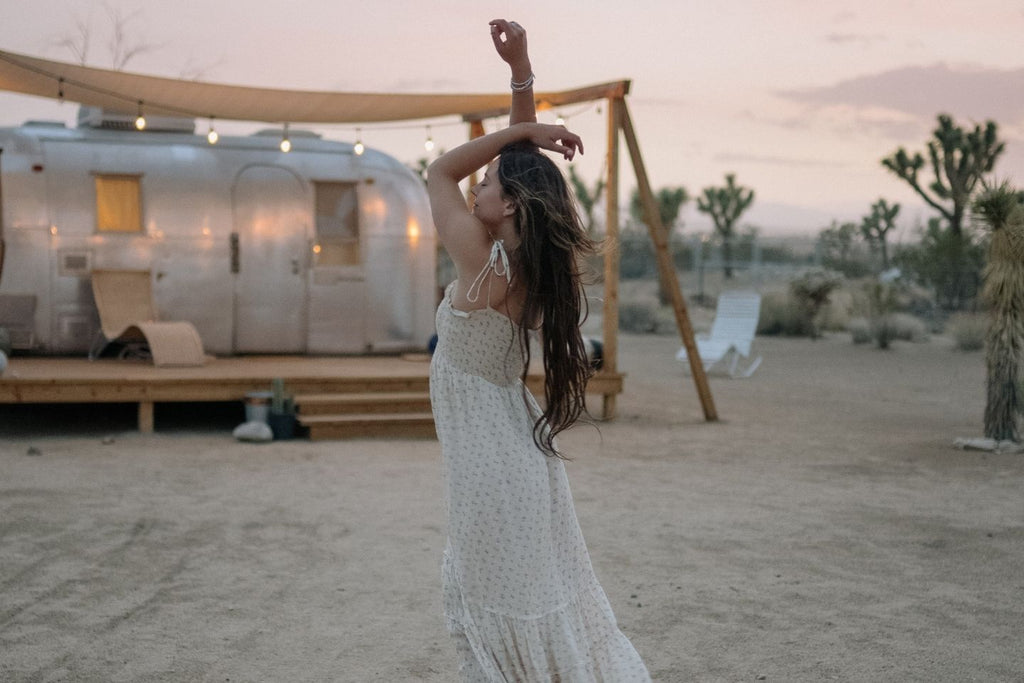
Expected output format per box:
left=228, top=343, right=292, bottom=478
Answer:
left=427, top=20, right=651, bottom=682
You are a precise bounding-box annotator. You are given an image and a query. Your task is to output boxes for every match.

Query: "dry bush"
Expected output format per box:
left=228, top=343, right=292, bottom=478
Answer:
left=618, top=302, right=659, bottom=334
left=887, top=313, right=930, bottom=342
left=946, top=312, right=987, bottom=351
left=818, top=288, right=855, bottom=332
left=757, top=291, right=814, bottom=336
left=848, top=317, right=873, bottom=344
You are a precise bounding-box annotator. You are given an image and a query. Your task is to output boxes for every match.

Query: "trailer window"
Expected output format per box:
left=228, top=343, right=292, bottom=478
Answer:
left=314, top=182, right=360, bottom=266
left=95, top=175, right=142, bottom=233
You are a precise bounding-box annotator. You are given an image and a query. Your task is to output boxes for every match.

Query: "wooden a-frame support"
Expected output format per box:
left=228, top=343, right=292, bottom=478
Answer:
left=465, top=94, right=718, bottom=423
left=605, top=96, right=717, bottom=421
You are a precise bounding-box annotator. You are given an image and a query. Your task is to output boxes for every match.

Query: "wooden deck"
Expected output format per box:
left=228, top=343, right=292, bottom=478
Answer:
left=0, top=355, right=624, bottom=437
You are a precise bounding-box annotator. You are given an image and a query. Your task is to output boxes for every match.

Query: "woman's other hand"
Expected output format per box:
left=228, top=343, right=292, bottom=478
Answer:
left=521, top=123, right=584, bottom=161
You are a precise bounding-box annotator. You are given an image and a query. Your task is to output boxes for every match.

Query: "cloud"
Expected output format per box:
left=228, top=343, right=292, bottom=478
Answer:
left=778, top=63, right=1024, bottom=124
left=713, top=152, right=851, bottom=168
left=823, top=32, right=886, bottom=46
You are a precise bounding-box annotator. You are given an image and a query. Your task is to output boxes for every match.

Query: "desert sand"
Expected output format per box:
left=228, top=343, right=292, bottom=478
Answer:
left=2, top=331, right=1023, bottom=682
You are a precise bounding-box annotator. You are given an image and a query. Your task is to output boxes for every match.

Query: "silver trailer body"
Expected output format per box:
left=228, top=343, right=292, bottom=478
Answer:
left=0, top=110, right=436, bottom=356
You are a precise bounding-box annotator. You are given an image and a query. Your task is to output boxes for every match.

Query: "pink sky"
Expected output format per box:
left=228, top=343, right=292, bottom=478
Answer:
left=2, top=0, right=1022, bottom=237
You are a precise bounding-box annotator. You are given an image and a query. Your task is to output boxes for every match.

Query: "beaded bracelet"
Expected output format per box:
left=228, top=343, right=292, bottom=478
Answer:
left=511, top=73, right=535, bottom=92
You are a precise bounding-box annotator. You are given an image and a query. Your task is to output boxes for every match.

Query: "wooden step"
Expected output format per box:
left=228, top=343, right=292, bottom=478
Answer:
left=295, top=391, right=432, bottom=416
left=299, top=412, right=436, bottom=440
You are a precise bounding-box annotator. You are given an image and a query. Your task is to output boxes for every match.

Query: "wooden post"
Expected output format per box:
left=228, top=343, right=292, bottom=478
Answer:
left=619, top=101, right=718, bottom=421
left=601, top=97, right=623, bottom=419
left=138, top=401, right=154, bottom=433
left=466, top=119, right=486, bottom=207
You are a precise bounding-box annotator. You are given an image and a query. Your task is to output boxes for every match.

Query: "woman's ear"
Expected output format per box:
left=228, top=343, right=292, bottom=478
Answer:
left=502, top=199, right=516, bottom=217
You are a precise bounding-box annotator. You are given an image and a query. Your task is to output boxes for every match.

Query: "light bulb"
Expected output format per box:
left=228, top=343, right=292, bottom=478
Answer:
left=135, top=101, right=146, bottom=130
left=354, top=141, right=365, bottom=156
left=207, top=118, right=218, bottom=144
left=555, top=114, right=565, bottom=126
left=280, top=123, right=291, bottom=152
left=424, top=126, right=434, bottom=152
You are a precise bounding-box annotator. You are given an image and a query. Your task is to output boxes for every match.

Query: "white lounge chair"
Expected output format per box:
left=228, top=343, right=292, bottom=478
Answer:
left=676, top=291, right=762, bottom=378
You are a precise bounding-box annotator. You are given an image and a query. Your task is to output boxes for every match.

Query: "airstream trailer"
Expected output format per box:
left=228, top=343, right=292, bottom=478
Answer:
left=0, top=108, right=437, bottom=356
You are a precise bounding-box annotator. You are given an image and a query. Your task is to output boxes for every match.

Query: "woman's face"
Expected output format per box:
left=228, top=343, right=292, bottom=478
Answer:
left=470, top=161, right=512, bottom=226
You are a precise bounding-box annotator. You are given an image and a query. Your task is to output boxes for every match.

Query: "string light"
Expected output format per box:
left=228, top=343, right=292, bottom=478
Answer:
left=280, top=122, right=291, bottom=153
left=30, top=69, right=607, bottom=158
left=134, top=100, right=146, bottom=130
left=21, top=57, right=612, bottom=161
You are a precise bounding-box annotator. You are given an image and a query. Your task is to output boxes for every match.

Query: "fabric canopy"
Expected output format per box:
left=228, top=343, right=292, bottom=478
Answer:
left=0, top=48, right=629, bottom=124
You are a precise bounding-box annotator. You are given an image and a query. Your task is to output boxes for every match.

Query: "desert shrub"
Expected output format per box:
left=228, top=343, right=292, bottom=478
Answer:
left=619, top=301, right=659, bottom=333
left=790, top=269, right=843, bottom=338
left=865, top=281, right=900, bottom=349
left=849, top=312, right=927, bottom=347
left=900, top=282, right=939, bottom=323
left=946, top=312, right=987, bottom=351
left=818, top=288, right=854, bottom=332
left=848, top=317, right=873, bottom=344
left=758, top=291, right=814, bottom=336
left=888, top=313, right=930, bottom=342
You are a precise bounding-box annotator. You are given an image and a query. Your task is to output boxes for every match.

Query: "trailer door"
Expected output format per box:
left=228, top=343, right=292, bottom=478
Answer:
left=306, top=181, right=366, bottom=353
left=232, top=165, right=308, bottom=353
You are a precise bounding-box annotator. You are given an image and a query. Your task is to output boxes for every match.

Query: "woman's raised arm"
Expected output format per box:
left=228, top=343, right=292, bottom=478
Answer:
left=489, top=19, right=536, bottom=125
left=427, top=122, right=582, bottom=267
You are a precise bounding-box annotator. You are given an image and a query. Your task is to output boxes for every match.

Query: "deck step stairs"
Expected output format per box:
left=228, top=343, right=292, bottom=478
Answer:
left=295, top=391, right=436, bottom=440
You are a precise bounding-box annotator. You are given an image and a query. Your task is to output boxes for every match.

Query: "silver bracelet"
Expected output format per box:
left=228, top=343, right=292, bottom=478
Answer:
left=511, top=73, right=535, bottom=92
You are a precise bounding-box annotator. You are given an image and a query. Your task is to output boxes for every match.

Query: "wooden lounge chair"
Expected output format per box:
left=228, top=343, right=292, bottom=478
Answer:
left=676, top=290, right=762, bottom=378
left=89, top=269, right=206, bottom=367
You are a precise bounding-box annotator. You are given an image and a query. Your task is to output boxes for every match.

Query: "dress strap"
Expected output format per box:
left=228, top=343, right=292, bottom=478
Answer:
left=465, top=240, right=511, bottom=306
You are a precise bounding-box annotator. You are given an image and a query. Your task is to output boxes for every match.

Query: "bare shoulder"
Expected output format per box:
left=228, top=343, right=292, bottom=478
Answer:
left=439, top=215, right=494, bottom=277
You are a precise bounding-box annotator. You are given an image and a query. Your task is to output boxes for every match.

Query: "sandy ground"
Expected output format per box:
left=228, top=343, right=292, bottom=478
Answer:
left=2, top=332, right=1023, bottom=682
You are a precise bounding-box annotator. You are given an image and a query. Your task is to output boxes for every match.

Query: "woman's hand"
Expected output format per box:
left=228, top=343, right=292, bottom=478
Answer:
left=489, top=19, right=531, bottom=75
left=519, top=122, right=584, bottom=161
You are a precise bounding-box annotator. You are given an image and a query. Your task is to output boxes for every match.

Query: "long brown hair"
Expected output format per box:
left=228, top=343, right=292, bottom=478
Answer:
left=497, top=141, right=598, bottom=457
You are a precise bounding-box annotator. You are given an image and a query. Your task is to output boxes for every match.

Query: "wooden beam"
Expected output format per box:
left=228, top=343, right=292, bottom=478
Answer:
left=460, top=80, right=632, bottom=123
left=618, top=101, right=718, bottom=422
left=602, top=96, right=623, bottom=419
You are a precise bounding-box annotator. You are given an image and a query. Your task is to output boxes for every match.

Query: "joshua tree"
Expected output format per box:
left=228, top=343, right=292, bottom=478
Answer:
left=818, top=220, right=863, bottom=276
left=696, top=173, right=754, bottom=278
left=973, top=183, right=1024, bottom=443
left=629, top=186, right=688, bottom=234
left=568, top=165, right=605, bottom=236
left=882, top=114, right=1003, bottom=238
left=860, top=198, right=900, bottom=271
left=628, top=185, right=688, bottom=303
